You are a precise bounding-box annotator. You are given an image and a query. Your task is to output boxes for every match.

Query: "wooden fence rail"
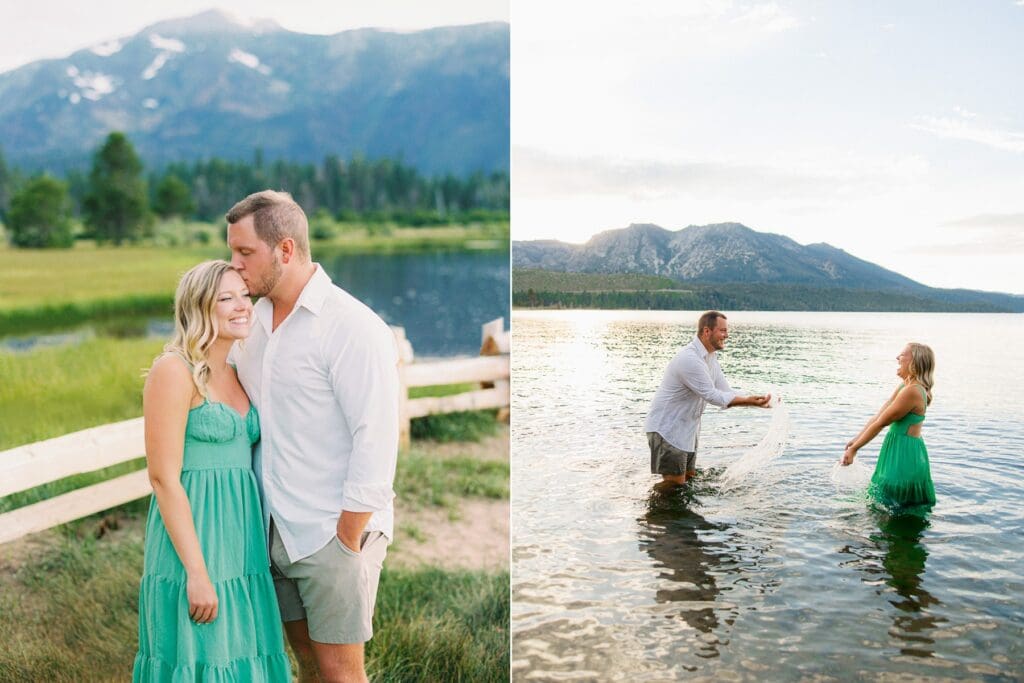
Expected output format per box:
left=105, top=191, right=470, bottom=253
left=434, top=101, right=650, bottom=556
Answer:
left=0, top=319, right=509, bottom=546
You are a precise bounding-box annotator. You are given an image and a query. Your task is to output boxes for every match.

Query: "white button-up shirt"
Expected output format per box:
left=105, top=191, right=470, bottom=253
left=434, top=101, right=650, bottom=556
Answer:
left=232, top=264, right=400, bottom=562
left=644, top=336, right=738, bottom=452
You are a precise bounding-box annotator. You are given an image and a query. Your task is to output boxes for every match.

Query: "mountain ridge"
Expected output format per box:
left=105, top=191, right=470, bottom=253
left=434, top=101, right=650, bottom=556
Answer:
left=513, top=222, right=1023, bottom=311
left=0, top=13, right=509, bottom=175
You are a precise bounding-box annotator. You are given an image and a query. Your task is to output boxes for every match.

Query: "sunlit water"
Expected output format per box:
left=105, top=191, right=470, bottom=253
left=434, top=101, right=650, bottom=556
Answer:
left=511, top=310, right=1024, bottom=681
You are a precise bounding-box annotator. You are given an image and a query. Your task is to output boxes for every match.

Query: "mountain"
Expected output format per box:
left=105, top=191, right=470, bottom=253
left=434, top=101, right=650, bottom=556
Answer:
left=513, top=222, right=1024, bottom=311
left=0, top=10, right=509, bottom=175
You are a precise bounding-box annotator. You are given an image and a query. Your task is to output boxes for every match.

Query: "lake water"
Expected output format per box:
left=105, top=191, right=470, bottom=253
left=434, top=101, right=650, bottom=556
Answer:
left=2, top=251, right=509, bottom=358
left=511, top=310, right=1024, bottom=681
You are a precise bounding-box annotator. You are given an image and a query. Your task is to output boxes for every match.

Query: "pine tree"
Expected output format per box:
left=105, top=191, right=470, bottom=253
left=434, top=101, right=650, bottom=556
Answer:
left=83, top=132, right=151, bottom=244
left=153, top=174, right=195, bottom=218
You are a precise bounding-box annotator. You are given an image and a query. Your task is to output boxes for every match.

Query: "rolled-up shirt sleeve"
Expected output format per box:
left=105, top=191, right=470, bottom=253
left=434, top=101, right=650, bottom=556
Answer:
left=678, top=352, right=737, bottom=408
left=327, top=320, right=400, bottom=513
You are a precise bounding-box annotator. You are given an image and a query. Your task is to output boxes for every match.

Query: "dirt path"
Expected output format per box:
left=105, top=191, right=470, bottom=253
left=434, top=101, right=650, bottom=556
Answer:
left=389, top=427, right=509, bottom=572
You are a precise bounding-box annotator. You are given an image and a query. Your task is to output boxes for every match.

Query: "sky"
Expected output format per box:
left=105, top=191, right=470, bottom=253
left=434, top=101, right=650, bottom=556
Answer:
left=512, top=0, right=1024, bottom=294
left=0, top=0, right=509, bottom=73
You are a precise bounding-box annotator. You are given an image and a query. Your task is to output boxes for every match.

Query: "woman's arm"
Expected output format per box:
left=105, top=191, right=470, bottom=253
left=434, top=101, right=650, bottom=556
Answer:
left=143, top=355, right=219, bottom=624
left=845, top=384, right=902, bottom=449
left=841, top=385, right=917, bottom=465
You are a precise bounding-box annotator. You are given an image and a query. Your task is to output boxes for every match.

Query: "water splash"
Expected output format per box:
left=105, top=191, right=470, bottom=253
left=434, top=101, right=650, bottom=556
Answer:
left=830, top=459, right=872, bottom=490
left=721, top=394, right=789, bottom=487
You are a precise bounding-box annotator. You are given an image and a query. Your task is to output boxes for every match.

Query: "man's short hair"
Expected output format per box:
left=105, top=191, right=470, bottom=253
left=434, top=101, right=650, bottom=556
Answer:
left=226, top=190, right=310, bottom=259
left=696, top=310, right=726, bottom=337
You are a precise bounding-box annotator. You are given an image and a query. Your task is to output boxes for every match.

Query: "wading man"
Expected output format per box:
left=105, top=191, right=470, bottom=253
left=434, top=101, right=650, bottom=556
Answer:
left=645, top=310, right=770, bottom=490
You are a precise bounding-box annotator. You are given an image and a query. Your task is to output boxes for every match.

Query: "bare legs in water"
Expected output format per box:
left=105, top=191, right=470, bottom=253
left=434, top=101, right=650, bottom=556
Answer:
left=655, top=470, right=696, bottom=492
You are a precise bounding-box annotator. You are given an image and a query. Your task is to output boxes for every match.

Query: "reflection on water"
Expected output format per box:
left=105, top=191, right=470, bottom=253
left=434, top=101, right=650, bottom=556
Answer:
left=640, top=490, right=728, bottom=642
left=512, top=310, right=1024, bottom=681
left=840, top=512, right=945, bottom=659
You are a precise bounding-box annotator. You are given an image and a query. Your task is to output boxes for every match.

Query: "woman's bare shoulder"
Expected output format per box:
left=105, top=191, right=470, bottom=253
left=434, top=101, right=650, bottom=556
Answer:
left=145, top=353, right=195, bottom=399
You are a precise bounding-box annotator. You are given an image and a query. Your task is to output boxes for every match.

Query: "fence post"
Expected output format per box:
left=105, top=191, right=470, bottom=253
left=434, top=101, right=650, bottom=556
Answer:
left=480, top=318, right=510, bottom=423
left=392, top=326, right=414, bottom=451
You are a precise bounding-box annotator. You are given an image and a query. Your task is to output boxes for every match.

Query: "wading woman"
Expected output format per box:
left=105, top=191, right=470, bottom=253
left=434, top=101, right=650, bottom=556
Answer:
left=132, top=261, right=290, bottom=681
left=841, top=342, right=937, bottom=512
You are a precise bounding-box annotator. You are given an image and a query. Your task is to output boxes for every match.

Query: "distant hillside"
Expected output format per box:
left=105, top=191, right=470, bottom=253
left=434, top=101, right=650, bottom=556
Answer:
left=512, top=223, right=1024, bottom=312
left=0, top=10, right=509, bottom=175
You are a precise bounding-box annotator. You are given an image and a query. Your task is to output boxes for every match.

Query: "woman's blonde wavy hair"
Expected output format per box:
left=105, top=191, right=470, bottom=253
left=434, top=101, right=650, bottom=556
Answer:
left=163, top=260, right=239, bottom=397
left=906, top=342, right=936, bottom=405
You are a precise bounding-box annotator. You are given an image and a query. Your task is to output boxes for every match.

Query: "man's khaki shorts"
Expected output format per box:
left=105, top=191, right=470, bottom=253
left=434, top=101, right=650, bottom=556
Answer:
left=647, top=432, right=697, bottom=476
left=269, top=520, right=388, bottom=644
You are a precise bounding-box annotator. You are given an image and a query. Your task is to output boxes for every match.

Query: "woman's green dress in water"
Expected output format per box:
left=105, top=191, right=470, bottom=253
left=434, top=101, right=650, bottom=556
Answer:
left=868, top=385, right=936, bottom=512
left=132, top=399, right=291, bottom=681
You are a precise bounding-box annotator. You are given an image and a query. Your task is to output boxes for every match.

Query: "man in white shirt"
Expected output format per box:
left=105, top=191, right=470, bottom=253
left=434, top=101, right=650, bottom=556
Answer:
left=226, top=190, right=399, bottom=683
left=645, top=311, right=770, bottom=490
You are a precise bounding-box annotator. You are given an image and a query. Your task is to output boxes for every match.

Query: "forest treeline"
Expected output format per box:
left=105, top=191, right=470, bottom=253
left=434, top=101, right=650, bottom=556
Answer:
left=0, top=134, right=509, bottom=247
left=512, top=278, right=1013, bottom=313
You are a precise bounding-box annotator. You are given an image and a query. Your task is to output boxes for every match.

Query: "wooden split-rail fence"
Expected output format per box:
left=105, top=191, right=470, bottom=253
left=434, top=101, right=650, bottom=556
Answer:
left=0, top=318, right=509, bottom=546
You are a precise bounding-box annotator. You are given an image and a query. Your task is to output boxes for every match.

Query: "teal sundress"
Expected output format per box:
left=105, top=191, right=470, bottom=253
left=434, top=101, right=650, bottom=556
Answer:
left=867, top=384, right=936, bottom=512
left=132, top=399, right=291, bottom=681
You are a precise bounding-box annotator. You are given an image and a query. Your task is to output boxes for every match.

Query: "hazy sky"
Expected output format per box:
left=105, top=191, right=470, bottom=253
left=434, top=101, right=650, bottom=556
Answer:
left=0, top=1, right=509, bottom=73
left=512, top=1, right=1024, bottom=294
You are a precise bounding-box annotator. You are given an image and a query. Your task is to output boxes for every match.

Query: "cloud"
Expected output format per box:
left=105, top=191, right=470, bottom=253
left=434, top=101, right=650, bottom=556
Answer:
left=732, top=2, right=801, bottom=32
left=908, top=213, right=1024, bottom=255
left=515, top=1, right=801, bottom=65
left=911, top=113, right=1024, bottom=153
left=942, top=213, right=1024, bottom=229
left=513, top=146, right=927, bottom=203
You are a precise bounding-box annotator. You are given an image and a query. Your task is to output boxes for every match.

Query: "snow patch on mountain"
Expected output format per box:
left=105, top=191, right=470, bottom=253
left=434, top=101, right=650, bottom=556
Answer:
left=91, top=40, right=124, bottom=57
left=228, top=48, right=271, bottom=75
left=142, top=53, right=172, bottom=80
left=64, top=66, right=117, bottom=101
left=149, top=34, right=186, bottom=52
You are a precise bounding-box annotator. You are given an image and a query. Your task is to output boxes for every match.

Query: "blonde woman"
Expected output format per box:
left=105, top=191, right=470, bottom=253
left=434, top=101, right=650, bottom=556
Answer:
left=841, top=343, right=937, bottom=511
left=132, top=261, right=290, bottom=681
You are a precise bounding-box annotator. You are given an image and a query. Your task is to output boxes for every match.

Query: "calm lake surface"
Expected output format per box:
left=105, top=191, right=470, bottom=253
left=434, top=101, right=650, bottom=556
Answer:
left=2, top=251, right=509, bottom=358
left=511, top=310, right=1024, bottom=681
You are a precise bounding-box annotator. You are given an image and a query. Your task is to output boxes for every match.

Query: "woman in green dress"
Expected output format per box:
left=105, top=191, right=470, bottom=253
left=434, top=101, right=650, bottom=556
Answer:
left=133, top=260, right=291, bottom=681
left=841, top=342, right=937, bottom=512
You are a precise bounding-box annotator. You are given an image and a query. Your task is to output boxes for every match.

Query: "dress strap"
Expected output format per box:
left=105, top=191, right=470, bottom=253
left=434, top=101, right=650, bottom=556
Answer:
left=904, top=382, right=928, bottom=410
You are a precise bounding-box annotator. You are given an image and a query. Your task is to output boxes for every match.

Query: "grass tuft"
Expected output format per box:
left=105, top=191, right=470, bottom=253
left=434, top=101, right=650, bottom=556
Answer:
left=0, top=532, right=508, bottom=683
left=396, top=450, right=509, bottom=509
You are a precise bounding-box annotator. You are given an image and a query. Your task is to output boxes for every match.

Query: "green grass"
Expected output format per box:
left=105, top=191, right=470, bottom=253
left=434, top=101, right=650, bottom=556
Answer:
left=0, top=531, right=508, bottom=683
left=0, top=337, right=162, bottom=451
left=317, top=221, right=509, bottom=253
left=0, top=244, right=220, bottom=312
left=368, top=568, right=509, bottom=682
left=396, top=449, right=509, bottom=510
left=409, top=383, right=503, bottom=443
left=411, top=410, right=501, bottom=442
